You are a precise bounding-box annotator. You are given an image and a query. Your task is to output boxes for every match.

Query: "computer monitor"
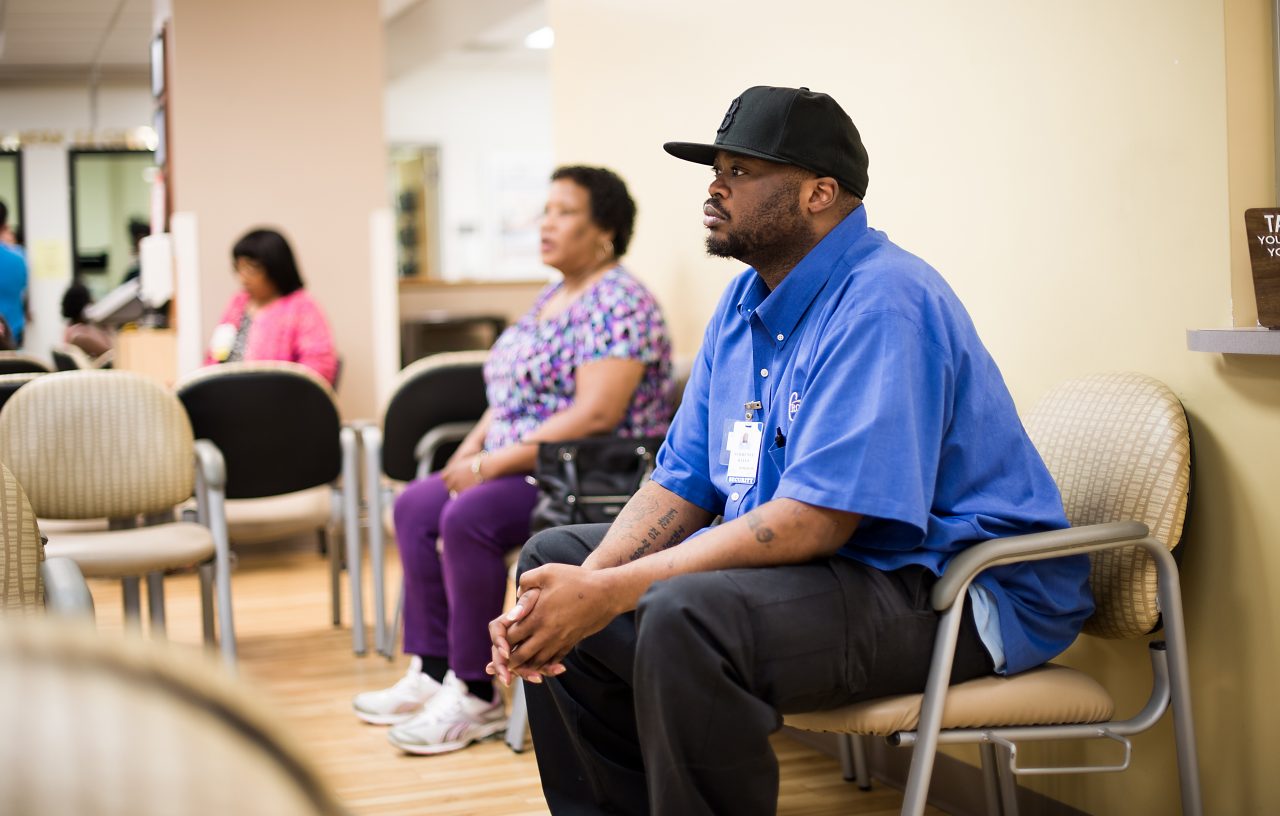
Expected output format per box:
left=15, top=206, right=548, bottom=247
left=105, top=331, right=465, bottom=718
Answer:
left=83, top=278, right=144, bottom=327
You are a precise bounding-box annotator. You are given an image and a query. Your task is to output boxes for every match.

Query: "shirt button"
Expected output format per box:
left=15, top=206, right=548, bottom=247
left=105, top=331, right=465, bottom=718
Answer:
left=776, top=334, right=784, bottom=342
left=730, top=492, right=740, bottom=501
left=760, top=368, right=769, bottom=378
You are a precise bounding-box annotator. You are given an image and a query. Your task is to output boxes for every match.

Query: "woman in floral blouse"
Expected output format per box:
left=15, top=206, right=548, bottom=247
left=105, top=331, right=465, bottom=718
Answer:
left=354, top=166, right=673, bottom=756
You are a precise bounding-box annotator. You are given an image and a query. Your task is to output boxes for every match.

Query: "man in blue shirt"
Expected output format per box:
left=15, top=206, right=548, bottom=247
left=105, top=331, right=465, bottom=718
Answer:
left=489, top=86, right=1093, bottom=816
left=0, top=200, right=27, bottom=347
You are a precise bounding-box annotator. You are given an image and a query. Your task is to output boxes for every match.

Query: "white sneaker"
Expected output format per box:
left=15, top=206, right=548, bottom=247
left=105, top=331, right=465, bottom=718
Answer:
left=387, top=671, right=507, bottom=755
left=352, top=656, right=444, bottom=725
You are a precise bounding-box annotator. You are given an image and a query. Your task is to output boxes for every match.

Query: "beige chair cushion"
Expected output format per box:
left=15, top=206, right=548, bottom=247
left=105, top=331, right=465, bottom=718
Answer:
left=43, top=523, right=214, bottom=578
left=225, top=486, right=333, bottom=546
left=0, top=617, right=344, bottom=816
left=1, top=462, right=43, bottom=611
left=784, top=664, right=1115, bottom=737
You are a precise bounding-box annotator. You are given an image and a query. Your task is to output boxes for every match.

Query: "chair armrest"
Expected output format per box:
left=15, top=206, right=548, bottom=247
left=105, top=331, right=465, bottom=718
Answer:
left=413, top=422, right=478, bottom=472
left=193, top=439, right=227, bottom=492
left=41, top=557, right=95, bottom=618
left=931, top=520, right=1150, bottom=611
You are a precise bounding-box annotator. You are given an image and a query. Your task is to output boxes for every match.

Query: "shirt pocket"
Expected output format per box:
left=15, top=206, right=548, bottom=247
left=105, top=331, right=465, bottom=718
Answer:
left=766, top=441, right=787, bottom=477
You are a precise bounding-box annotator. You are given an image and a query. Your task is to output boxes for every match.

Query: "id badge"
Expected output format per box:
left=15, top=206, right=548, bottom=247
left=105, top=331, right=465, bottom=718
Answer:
left=725, top=421, right=763, bottom=485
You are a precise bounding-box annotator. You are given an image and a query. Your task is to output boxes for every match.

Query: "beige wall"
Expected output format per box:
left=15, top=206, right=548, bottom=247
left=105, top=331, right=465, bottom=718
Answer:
left=167, top=0, right=387, bottom=417
left=551, top=0, right=1280, bottom=812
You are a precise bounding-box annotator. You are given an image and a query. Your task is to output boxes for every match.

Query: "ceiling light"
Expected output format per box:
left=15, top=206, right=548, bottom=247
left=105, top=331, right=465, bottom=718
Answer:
left=524, top=26, right=554, bottom=50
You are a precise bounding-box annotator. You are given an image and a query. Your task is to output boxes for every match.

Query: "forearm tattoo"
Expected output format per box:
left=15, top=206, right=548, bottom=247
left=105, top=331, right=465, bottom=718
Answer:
left=745, top=509, right=775, bottom=544
left=626, top=507, right=685, bottom=562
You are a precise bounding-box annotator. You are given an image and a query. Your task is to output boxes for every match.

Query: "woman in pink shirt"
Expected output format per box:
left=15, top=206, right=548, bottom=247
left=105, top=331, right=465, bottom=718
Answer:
left=205, top=228, right=338, bottom=386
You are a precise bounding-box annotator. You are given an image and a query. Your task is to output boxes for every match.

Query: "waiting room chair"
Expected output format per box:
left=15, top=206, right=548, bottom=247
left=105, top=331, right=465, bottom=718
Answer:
left=0, top=370, right=237, bottom=666
left=0, top=352, right=51, bottom=375
left=175, top=362, right=358, bottom=651
left=785, top=371, right=1201, bottom=816
left=0, top=460, right=95, bottom=618
left=0, top=616, right=348, bottom=816
left=0, top=372, right=41, bottom=415
left=51, top=345, right=91, bottom=371
left=357, top=350, right=489, bottom=658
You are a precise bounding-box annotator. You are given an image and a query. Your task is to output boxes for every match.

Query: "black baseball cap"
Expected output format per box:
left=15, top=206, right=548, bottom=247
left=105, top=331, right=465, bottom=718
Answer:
left=664, top=85, right=869, bottom=199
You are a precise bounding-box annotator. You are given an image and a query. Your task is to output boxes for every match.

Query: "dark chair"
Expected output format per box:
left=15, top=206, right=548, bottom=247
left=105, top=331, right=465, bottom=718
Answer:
left=0, top=352, right=52, bottom=375
left=175, top=361, right=360, bottom=651
left=51, top=346, right=90, bottom=371
left=357, top=350, right=489, bottom=658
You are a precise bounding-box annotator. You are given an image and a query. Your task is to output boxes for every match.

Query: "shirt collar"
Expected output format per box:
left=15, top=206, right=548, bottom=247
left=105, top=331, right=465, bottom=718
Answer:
left=737, top=205, right=870, bottom=338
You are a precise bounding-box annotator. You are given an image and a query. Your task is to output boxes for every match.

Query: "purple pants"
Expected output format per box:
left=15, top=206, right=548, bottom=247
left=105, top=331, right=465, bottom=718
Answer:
left=394, top=472, right=538, bottom=681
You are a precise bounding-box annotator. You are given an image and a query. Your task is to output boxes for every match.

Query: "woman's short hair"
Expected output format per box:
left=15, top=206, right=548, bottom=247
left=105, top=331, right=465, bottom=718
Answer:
left=550, top=166, right=637, bottom=257
left=231, top=228, right=305, bottom=296
left=61, top=282, right=92, bottom=322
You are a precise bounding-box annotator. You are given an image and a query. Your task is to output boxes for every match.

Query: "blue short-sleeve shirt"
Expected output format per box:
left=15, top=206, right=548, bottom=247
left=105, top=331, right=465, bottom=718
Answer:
left=651, top=206, right=1092, bottom=675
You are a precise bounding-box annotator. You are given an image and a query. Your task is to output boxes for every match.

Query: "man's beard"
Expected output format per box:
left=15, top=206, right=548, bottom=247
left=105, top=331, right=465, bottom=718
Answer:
left=705, top=180, right=811, bottom=263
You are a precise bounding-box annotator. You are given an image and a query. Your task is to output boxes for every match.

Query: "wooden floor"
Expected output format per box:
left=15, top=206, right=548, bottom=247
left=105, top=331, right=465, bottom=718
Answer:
left=85, top=539, right=941, bottom=816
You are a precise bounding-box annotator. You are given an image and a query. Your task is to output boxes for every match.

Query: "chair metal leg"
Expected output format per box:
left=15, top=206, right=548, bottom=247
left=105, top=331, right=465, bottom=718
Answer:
left=198, top=561, right=216, bottom=645
left=210, top=494, right=237, bottom=669
left=995, top=741, right=1020, bottom=816
left=850, top=734, right=871, bottom=790
left=146, top=571, right=166, bottom=637
left=836, top=734, right=872, bottom=790
left=362, top=427, right=387, bottom=656
left=979, top=741, right=1005, bottom=816
left=194, top=440, right=237, bottom=669
left=340, top=426, right=366, bottom=655
left=388, top=579, right=404, bottom=661
left=900, top=603, right=966, bottom=816
left=328, top=523, right=342, bottom=627
left=506, top=678, right=528, bottom=753
left=1150, top=545, right=1203, bottom=816
left=121, top=576, right=142, bottom=628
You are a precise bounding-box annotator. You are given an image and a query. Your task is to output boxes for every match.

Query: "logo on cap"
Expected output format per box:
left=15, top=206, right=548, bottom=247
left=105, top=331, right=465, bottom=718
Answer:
left=718, top=97, right=741, bottom=136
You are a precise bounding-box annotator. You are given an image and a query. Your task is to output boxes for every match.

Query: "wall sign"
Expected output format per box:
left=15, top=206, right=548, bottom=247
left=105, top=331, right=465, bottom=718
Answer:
left=1244, top=208, right=1280, bottom=328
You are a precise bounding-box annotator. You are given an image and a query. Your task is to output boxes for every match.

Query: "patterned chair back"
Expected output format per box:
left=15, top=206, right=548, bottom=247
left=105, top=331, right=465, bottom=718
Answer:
left=0, top=617, right=347, bottom=815
left=0, top=371, right=196, bottom=520
left=1024, top=371, right=1192, bottom=638
left=0, top=373, right=42, bottom=416
left=0, top=461, right=43, bottom=612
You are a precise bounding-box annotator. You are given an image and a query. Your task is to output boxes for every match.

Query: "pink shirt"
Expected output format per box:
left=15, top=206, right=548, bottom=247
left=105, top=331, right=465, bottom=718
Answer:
left=205, top=289, right=338, bottom=386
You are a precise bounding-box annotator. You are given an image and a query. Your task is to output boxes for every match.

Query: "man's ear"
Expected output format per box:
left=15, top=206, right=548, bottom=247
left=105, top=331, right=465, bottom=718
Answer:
left=803, top=176, right=841, bottom=214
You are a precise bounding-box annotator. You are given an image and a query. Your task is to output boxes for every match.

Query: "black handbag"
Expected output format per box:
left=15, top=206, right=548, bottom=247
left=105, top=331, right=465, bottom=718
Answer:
left=529, top=436, right=665, bottom=533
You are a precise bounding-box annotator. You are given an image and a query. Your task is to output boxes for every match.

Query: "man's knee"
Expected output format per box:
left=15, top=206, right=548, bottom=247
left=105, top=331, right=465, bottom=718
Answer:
left=517, top=523, right=609, bottom=580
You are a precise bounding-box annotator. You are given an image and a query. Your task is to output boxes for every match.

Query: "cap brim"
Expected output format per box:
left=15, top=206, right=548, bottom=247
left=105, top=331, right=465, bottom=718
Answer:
left=664, top=140, right=799, bottom=169
left=663, top=141, right=720, bottom=165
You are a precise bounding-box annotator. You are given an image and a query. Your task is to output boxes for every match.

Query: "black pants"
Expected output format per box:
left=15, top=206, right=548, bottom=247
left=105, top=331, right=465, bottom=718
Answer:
left=519, top=523, right=994, bottom=816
